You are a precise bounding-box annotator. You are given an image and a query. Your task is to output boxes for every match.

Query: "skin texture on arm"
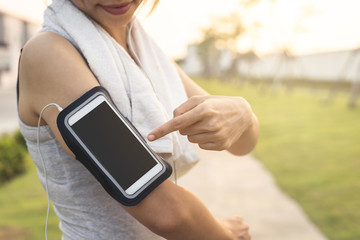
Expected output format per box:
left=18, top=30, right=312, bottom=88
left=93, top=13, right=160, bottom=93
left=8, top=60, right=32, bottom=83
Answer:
left=148, top=64, right=259, bottom=156
left=18, top=32, right=249, bottom=240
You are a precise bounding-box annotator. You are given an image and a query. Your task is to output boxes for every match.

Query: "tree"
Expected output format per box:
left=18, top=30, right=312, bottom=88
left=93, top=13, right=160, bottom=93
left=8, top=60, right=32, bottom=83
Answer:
left=196, top=13, right=244, bottom=78
left=195, top=0, right=269, bottom=79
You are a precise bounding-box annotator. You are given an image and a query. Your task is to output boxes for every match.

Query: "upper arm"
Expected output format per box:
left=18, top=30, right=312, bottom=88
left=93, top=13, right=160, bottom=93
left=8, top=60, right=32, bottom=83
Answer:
left=19, top=32, right=100, bottom=156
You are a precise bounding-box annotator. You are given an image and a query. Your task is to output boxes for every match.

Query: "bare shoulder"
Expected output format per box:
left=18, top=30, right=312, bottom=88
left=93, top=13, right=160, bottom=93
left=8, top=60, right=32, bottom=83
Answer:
left=21, top=31, right=83, bottom=80
left=19, top=31, right=99, bottom=125
left=20, top=31, right=97, bottom=95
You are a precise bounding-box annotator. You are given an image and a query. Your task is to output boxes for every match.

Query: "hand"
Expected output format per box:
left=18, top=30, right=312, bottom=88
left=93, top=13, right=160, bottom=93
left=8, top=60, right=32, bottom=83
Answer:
left=147, top=95, right=254, bottom=151
left=221, top=216, right=251, bottom=240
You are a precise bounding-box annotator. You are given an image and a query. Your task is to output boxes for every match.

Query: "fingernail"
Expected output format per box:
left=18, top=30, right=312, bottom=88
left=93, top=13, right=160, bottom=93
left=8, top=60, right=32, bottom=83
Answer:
left=148, top=134, right=155, bottom=141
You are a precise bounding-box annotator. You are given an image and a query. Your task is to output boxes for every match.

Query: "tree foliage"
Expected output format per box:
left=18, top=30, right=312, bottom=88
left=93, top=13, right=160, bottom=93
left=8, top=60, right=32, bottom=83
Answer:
left=0, top=131, right=28, bottom=184
left=197, top=13, right=244, bottom=78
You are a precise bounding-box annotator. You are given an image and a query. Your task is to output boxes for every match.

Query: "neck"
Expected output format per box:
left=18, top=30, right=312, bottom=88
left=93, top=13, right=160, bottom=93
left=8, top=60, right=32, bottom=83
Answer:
left=103, top=25, right=130, bottom=54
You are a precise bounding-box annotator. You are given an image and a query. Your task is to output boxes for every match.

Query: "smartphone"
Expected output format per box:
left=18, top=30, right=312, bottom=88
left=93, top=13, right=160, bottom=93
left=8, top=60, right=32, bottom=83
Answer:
left=59, top=87, right=171, bottom=203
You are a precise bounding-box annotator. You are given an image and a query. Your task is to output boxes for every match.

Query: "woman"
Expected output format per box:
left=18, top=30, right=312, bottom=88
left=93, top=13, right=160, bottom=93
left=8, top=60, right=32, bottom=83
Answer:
left=18, top=0, right=258, bottom=239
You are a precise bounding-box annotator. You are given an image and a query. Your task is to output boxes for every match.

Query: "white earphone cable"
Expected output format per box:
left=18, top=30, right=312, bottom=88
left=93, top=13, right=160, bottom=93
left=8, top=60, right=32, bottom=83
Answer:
left=37, top=103, right=63, bottom=240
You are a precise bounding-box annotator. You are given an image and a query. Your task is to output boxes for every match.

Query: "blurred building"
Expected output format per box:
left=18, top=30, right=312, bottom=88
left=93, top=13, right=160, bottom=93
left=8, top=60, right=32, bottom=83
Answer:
left=181, top=44, right=234, bottom=77
left=181, top=44, right=360, bottom=83
left=241, top=49, right=360, bottom=82
left=0, top=9, right=40, bottom=89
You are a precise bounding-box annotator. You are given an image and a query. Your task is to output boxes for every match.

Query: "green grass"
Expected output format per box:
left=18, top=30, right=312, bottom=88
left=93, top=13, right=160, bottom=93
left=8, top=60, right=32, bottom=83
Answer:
left=0, top=155, right=61, bottom=240
left=195, top=78, right=360, bottom=240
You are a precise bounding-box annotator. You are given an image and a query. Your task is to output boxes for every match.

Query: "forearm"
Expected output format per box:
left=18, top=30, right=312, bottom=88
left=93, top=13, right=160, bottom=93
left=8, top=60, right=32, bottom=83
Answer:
left=227, top=112, right=259, bottom=156
left=124, top=180, right=234, bottom=240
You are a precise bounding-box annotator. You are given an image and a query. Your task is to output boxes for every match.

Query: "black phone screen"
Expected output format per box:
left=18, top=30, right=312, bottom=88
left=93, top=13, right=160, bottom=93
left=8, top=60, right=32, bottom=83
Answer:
left=71, top=101, right=158, bottom=190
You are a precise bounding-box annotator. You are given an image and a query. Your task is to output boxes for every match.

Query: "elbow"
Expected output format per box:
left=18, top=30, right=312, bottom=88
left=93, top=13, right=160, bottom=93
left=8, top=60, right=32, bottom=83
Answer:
left=227, top=140, right=258, bottom=156
left=228, top=117, right=259, bottom=156
left=228, top=142, right=257, bottom=156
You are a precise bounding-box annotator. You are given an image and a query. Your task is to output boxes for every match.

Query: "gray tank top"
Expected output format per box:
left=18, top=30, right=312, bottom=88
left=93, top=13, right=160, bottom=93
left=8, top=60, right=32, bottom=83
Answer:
left=18, top=118, right=164, bottom=240
left=17, top=29, right=165, bottom=239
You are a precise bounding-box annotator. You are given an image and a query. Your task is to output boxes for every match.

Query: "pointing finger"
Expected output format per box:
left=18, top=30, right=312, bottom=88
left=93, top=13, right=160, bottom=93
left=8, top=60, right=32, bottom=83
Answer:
left=147, top=118, right=181, bottom=141
left=148, top=107, right=202, bottom=141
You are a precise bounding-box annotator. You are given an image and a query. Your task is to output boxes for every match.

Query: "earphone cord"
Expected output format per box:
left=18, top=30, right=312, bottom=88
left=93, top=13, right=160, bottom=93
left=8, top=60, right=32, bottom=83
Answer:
left=37, top=103, right=63, bottom=240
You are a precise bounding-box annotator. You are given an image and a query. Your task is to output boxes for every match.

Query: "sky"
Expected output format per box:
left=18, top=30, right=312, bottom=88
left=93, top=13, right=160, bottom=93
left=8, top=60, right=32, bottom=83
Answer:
left=1, top=0, right=360, bottom=58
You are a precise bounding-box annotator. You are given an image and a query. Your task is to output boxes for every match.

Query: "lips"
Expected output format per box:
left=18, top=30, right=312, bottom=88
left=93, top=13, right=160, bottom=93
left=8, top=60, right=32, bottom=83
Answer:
left=101, top=2, right=132, bottom=15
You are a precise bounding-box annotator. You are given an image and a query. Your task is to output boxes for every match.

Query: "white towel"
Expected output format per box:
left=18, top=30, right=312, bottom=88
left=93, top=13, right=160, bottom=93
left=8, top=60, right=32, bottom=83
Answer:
left=43, top=0, right=199, bottom=176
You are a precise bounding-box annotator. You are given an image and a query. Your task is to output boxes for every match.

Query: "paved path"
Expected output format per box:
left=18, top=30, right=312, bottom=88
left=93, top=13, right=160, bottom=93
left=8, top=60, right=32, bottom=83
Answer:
left=1, top=86, right=328, bottom=239
left=178, top=148, right=328, bottom=240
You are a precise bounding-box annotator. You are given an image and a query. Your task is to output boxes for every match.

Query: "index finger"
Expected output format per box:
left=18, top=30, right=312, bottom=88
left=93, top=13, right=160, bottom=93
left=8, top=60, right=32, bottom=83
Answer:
left=147, top=109, right=201, bottom=141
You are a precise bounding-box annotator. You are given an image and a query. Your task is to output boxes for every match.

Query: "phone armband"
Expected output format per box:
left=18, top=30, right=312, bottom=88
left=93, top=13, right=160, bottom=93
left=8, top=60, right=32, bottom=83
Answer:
left=57, top=86, right=172, bottom=206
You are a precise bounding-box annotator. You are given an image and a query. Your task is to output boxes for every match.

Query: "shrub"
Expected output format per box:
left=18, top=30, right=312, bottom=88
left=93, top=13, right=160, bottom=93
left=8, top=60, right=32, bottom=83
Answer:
left=0, top=131, right=28, bottom=184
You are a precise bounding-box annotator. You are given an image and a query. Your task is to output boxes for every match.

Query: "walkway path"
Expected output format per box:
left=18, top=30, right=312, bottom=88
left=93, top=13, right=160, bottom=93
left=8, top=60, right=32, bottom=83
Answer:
left=178, top=148, right=328, bottom=240
left=1, top=86, right=328, bottom=239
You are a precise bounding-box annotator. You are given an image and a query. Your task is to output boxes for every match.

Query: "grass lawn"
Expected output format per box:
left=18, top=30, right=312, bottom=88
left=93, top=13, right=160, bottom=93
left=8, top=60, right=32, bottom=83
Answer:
left=195, top=78, right=360, bottom=240
left=0, top=155, right=61, bottom=240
